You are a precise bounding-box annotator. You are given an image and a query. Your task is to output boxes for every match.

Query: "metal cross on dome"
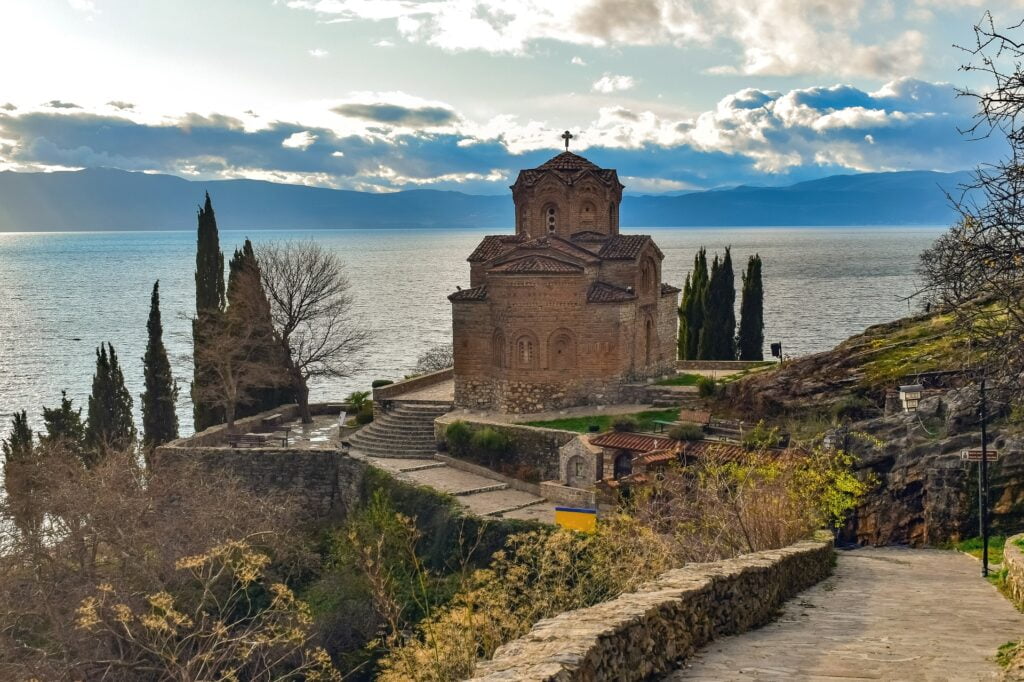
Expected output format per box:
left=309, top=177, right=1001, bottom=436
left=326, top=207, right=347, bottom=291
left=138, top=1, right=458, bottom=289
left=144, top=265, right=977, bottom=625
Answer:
left=561, top=130, right=574, bottom=151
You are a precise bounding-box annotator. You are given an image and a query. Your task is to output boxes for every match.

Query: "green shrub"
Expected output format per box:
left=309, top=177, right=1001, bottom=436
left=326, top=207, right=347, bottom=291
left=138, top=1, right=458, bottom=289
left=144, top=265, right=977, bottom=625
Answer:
left=371, top=379, right=394, bottom=388
left=831, top=395, right=875, bottom=423
left=612, top=416, right=639, bottom=432
left=347, top=390, right=371, bottom=412
left=668, top=424, right=704, bottom=442
left=445, top=420, right=472, bottom=457
left=696, top=376, right=717, bottom=398
left=741, top=419, right=779, bottom=450
left=355, top=403, right=374, bottom=425
left=470, top=427, right=511, bottom=458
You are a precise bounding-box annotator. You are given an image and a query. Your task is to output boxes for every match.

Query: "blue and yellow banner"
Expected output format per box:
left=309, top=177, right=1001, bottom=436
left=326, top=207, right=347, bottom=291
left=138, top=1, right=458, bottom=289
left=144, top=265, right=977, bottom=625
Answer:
left=554, top=506, right=598, bottom=533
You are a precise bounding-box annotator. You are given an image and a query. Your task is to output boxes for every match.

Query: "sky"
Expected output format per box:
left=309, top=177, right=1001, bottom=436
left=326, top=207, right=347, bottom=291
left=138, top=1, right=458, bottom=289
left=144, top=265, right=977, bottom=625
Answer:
left=0, top=0, right=1019, bottom=194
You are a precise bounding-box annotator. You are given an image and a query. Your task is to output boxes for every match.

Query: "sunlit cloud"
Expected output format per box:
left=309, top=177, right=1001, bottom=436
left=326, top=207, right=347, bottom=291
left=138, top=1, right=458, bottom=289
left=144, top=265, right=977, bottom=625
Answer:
left=592, top=74, right=635, bottom=93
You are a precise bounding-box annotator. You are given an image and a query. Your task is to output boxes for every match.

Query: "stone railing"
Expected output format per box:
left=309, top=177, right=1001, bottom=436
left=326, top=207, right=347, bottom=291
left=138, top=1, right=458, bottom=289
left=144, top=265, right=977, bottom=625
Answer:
left=373, top=367, right=454, bottom=401
left=167, top=403, right=344, bottom=448
left=1003, top=533, right=1024, bottom=607
left=676, top=360, right=774, bottom=371
left=468, top=533, right=834, bottom=681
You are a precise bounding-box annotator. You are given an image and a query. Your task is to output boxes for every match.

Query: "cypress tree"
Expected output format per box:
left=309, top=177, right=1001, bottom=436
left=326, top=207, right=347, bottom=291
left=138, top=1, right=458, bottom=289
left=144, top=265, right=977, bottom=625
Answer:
left=677, top=273, right=692, bottom=360
left=40, top=390, right=87, bottom=458
left=2, top=411, right=38, bottom=534
left=141, top=281, right=179, bottom=448
left=681, top=247, right=709, bottom=360
left=738, top=254, right=764, bottom=360
left=698, top=248, right=737, bottom=360
left=227, top=239, right=293, bottom=417
left=86, top=343, right=137, bottom=462
left=1, top=411, right=33, bottom=464
left=192, top=192, right=227, bottom=431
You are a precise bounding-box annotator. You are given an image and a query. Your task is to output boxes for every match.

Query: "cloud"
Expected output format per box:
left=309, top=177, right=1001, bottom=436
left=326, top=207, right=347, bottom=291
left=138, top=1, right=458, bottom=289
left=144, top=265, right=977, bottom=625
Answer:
left=106, top=100, right=134, bottom=110
left=331, top=102, right=459, bottom=127
left=308, top=47, right=329, bottom=57
left=286, top=0, right=926, bottom=76
left=374, top=39, right=395, bottom=47
left=68, top=0, right=98, bottom=15
left=1, top=103, right=16, bottom=111
left=281, top=130, right=318, bottom=149
left=571, top=56, right=586, bottom=65
left=0, top=78, right=1001, bottom=194
left=43, top=100, right=82, bottom=109
left=592, top=74, right=635, bottom=93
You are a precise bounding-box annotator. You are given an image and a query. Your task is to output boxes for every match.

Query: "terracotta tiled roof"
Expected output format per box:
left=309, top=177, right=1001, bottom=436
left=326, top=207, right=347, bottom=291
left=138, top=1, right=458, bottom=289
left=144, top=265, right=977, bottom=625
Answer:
left=598, top=234, right=650, bottom=260
left=679, top=440, right=756, bottom=463
left=661, top=282, right=682, bottom=296
left=492, top=255, right=584, bottom=274
left=537, top=151, right=600, bottom=171
left=588, top=431, right=674, bottom=452
left=448, top=285, right=487, bottom=302
left=634, top=449, right=680, bottom=466
left=587, top=281, right=636, bottom=303
left=467, top=235, right=527, bottom=262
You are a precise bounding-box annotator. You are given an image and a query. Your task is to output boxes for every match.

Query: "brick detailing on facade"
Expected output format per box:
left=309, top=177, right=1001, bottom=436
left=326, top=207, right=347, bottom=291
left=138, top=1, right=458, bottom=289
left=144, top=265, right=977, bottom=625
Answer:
left=467, top=534, right=834, bottom=682
left=348, top=400, right=453, bottom=459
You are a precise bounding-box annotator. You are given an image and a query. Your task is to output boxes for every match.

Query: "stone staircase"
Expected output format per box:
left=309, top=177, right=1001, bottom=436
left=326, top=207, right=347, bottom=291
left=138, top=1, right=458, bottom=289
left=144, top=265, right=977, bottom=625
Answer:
left=644, top=385, right=701, bottom=408
left=347, top=400, right=452, bottom=459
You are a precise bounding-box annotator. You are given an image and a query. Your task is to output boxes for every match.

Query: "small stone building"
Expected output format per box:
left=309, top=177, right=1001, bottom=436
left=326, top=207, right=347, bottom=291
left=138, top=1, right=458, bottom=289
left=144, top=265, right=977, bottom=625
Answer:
left=449, top=148, right=680, bottom=413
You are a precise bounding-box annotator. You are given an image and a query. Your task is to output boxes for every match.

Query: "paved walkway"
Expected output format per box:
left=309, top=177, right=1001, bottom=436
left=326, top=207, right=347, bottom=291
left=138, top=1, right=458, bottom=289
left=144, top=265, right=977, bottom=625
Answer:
left=668, top=547, right=1024, bottom=681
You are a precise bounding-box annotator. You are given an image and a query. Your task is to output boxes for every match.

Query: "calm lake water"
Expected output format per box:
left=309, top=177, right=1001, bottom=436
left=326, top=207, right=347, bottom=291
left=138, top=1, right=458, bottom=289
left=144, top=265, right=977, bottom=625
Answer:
left=0, top=226, right=944, bottom=438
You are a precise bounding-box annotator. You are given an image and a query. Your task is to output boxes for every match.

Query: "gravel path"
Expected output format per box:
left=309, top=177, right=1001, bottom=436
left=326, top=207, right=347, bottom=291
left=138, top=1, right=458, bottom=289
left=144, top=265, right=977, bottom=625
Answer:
left=667, top=547, right=1024, bottom=681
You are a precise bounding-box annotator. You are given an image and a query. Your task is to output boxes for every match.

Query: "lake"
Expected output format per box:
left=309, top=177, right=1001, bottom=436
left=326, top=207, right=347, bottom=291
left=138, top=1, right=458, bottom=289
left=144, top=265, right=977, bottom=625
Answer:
left=0, top=226, right=945, bottom=438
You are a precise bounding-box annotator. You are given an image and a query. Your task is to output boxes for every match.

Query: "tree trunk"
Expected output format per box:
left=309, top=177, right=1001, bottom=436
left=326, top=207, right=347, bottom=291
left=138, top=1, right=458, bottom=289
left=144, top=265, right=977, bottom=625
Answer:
left=292, top=371, right=312, bottom=424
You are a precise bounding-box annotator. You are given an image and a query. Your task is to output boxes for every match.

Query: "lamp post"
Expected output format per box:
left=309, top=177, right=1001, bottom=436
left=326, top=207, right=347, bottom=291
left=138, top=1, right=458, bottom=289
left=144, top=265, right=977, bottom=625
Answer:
left=980, top=377, right=990, bottom=577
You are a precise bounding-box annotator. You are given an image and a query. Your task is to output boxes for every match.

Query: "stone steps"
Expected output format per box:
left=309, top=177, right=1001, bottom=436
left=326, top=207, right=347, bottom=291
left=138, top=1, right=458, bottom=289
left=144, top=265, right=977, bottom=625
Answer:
left=346, top=398, right=452, bottom=460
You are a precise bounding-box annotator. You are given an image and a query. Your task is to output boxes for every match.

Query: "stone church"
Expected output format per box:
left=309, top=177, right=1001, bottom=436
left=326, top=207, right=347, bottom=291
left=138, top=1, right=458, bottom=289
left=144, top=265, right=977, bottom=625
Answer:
left=449, top=139, right=679, bottom=413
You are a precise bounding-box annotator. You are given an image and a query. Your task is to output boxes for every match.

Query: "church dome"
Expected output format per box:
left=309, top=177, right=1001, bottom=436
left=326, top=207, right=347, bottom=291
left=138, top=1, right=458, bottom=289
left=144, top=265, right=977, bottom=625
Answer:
left=537, top=151, right=600, bottom=172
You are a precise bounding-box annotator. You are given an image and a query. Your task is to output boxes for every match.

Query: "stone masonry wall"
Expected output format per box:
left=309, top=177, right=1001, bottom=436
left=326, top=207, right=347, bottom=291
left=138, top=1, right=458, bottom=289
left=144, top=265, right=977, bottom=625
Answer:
left=468, top=534, right=834, bottom=682
left=1003, top=533, right=1024, bottom=608
left=153, top=446, right=347, bottom=520
left=435, top=413, right=576, bottom=482
left=677, top=360, right=772, bottom=371
left=374, top=367, right=454, bottom=401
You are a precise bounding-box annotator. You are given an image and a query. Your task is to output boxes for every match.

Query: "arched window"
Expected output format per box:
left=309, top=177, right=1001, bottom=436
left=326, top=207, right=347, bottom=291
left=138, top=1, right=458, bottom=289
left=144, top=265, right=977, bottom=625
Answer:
left=640, top=257, right=657, bottom=294
left=492, top=330, right=506, bottom=369
left=548, top=330, right=576, bottom=370
left=614, top=452, right=632, bottom=479
left=545, top=204, right=557, bottom=233
left=580, top=200, right=596, bottom=226
left=644, top=317, right=656, bottom=366
left=516, top=334, right=537, bottom=369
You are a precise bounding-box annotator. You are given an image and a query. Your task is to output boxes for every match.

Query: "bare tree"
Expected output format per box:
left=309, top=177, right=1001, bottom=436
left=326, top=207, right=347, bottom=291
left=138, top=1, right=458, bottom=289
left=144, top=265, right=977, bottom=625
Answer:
left=413, top=343, right=453, bottom=375
left=919, top=13, right=1024, bottom=400
left=257, top=241, right=369, bottom=423
left=188, top=267, right=289, bottom=428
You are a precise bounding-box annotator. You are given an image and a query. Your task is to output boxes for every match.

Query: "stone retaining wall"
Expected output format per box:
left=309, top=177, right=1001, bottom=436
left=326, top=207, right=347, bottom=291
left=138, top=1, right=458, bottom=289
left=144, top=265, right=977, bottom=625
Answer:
left=374, top=367, right=454, bottom=401
left=1003, top=533, right=1024, bottom=607
left=468, top=533, right=834, bottom=681
left=435, top=413, right=576, bottom=482
left=676, top=360, right=773, bottom=371
left=435, top=453, right=542, bottom=496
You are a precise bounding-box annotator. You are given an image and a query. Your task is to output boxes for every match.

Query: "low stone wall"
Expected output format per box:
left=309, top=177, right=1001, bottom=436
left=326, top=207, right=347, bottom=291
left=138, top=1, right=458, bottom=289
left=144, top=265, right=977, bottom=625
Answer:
left=374, top=367, right=454, bottom=401
left=171, top=403, right=343, bottom=447
left=676, top=360, right=772, bottom=371
left=435, top=413, right=576, bottom=482
left=539, top=481, right=596, bottom=508
left=435, top=453, right=542, bottom=496
left=153, top=445, right=350, bottom=519
left=468, top=533, right=834, bottom=681
left=1003, top=533, right=1024, bottom=607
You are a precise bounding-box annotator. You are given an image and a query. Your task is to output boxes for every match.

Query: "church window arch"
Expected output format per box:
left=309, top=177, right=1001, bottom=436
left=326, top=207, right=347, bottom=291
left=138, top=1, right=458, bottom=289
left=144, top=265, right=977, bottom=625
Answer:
left=515, top=332, right=538, bottom=369
left=492, top=330, right=506, bottom=369
left=644, top=316, right=656, bottom=366
left=548, top=329, right=576, bottom=370
left=580, top=200, right=596, bottom=226
left=544, top=203, right=558, bottom=233
left=640, top=256, right=658, bottom=294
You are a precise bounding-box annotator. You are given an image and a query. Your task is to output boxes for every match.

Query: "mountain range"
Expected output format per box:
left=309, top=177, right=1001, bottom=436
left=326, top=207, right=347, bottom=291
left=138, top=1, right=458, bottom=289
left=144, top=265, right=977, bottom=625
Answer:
left=0, top=167, right=972, bottom=231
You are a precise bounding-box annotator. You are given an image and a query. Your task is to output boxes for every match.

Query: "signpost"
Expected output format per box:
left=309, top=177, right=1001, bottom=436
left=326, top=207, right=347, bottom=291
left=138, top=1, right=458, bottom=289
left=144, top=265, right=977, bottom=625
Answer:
left=961, top=448, right=1000, bottom=462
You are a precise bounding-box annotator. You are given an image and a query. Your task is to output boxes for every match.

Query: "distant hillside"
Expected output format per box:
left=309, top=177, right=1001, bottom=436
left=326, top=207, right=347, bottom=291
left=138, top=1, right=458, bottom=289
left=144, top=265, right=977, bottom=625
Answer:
left=0, top=167, right=971, bottom=231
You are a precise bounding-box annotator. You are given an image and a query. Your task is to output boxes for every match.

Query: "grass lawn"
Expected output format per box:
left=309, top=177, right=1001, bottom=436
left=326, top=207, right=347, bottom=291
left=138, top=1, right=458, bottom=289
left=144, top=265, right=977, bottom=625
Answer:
left=957, top=535, right=1007, bottom=565
left=520, top=408, right=680, bottom=433
left=655, top=373, right=702, bottom=386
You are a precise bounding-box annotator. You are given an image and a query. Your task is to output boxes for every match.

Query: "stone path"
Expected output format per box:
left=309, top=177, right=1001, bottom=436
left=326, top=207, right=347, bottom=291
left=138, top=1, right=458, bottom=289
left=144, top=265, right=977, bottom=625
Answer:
left=667, top=547, right=1024, bottom=681
left=355, top=454, right=554, bottom=523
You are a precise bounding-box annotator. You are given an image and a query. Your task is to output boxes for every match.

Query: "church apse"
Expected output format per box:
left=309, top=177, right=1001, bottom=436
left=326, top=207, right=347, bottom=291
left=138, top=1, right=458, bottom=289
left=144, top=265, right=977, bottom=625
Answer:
left=450, top=134, right=680, bottom=413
